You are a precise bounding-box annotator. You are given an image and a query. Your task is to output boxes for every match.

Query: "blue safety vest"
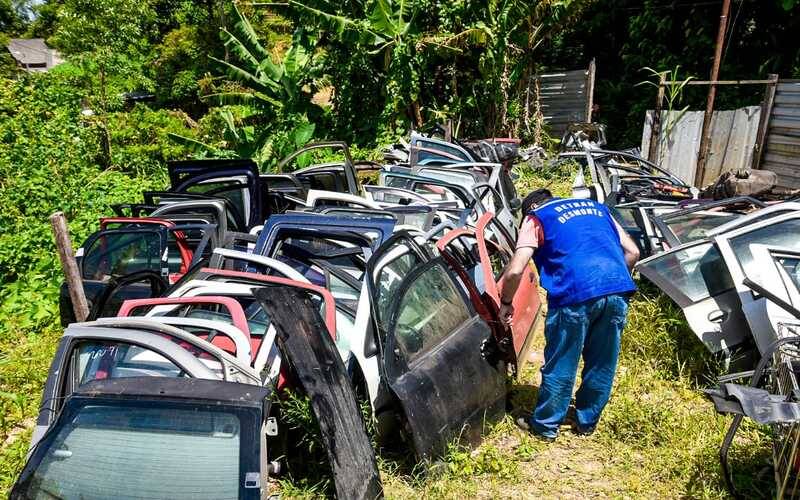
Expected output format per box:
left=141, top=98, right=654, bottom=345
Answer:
left=531, top=197, right=636, bottom=308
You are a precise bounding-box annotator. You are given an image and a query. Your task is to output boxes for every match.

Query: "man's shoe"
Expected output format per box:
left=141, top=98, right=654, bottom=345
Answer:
left=564, top=407, right=596, bottom=436
left=515, top=417, right=557, bottom=442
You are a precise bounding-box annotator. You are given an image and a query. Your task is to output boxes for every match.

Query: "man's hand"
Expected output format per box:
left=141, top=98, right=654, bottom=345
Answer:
left=499, top=302, right=514, bottom=326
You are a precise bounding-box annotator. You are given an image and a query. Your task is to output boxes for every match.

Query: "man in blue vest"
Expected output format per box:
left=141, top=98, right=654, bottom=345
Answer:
left=500, top=188, right=640, bottom=441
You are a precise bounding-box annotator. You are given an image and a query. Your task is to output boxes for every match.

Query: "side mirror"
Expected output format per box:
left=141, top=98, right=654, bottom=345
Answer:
left=509, top=198, right=522, bottom=212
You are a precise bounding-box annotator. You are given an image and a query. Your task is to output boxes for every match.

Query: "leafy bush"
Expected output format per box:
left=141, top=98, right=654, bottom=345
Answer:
left=0, top=66, right=198, bottom=495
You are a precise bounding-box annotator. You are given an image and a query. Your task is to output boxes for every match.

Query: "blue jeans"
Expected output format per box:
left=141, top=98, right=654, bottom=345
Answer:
left=529, top=293, right=630, bottom=438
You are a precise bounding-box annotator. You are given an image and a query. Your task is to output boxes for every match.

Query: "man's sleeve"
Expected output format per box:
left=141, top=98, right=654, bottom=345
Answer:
left=516, top=215, right=543, bottom=250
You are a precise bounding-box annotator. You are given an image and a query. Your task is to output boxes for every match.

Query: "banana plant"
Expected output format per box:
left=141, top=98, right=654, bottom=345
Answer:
left=287, top=0, right=425, bottom=124
left=170, top=4, right=318, bottom=167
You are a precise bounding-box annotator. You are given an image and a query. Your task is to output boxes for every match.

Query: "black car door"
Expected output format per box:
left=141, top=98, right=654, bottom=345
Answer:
left=371, top=238, right=506, bottom=458
left=167, top=159, right=262, bottom=228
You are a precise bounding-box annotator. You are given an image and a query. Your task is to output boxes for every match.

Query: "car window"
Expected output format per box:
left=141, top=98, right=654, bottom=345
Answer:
left=391, top=262, right=471, bottom=363
left=186, top=180, right=247, bottom=224
left=729, top=219, right=800, bottom=281
left=445, top=235, right=486, bottom=293
left=300, top=172, right=344, bottom=192
left=274, top=234, right=367, bottom=280
left=473, top=185, right=504, bottom=215
left=417, top=140, right=470, bottom=163
left=665, top=211, right=737, bottom=243
left=612, top=207, right=639, bottom=228
left=413, top=183, right=466, bottom=207
left=486, top=240, right=509, bottom=280
left=376, top=247, right=424, bottom=330
left=82, top=231, right=162, bottom=280
left=418, top=169, right=474, bottom=188
left=639, top=242, right=733, bottom=302
left=70, top=341, right=184, bottom=387
left=166, top=233, right=186, bottom=273
left=22, top=404, right=241, bottom=500
left=776, top=255, right=800, bottom=291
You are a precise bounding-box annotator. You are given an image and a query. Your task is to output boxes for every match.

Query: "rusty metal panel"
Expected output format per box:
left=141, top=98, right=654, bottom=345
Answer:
left=641, top=106, right=761, bottom=186
left=536, top=67, right=593, bottom=137
left=762, top=80, right=800, bottom=189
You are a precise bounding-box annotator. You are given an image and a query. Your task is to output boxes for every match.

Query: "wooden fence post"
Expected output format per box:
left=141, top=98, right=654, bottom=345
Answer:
left=586, top=58, right=596, bottom=123
left=50, top=212, right=89, bottom=322
left=752, top=74, right=779, bottom=170
left=647, top=73, right=666, bottom=163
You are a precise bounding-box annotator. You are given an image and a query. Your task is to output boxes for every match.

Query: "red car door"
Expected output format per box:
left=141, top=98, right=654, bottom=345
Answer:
left=437, top=212, right=542, bottom=371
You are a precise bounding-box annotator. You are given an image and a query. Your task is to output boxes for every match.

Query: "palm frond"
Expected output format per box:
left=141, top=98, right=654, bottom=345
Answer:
left=209, top=56, right=282, bottom=96
left=203, top=91, right=283, bottom=110
left=167, top=133, right=217, bottom=155
left=230, top=3, right=270, bottom=62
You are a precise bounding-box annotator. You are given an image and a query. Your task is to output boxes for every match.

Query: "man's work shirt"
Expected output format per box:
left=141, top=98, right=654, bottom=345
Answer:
left=517, top=197, right=636, bottom=308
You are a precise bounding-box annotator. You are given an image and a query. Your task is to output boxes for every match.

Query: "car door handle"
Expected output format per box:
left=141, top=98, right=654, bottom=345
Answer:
left=707, top=310, right=727, bottom=323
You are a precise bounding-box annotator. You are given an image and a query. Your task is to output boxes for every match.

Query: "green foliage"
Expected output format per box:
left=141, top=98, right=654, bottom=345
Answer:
left=445, top=442, right=519, bottom=479
left=274, top=391, right=334, bottom=495
left=169, top=5, right=320, bottom=167
left=281, top=0, right=595, bottom=142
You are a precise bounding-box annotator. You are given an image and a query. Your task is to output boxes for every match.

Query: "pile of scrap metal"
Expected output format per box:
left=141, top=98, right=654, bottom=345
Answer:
left=11, top=138, right=543, bottom=499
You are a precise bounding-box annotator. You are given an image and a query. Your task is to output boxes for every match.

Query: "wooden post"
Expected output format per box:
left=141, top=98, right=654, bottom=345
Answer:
left=50, top=212, right=89, bottom=322
left=695, top=0, right=732, bottom=187
left=443, top=119, right=453, bottom=142
left=647, top=73, right=666, bottom=163
left=586, top=58, right=596, bottom=123
left=752, top=74, right=779, bottom=170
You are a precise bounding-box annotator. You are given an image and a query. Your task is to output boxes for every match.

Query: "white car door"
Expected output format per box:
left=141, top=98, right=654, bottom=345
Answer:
left=636, top=239, right=751, bottom=356
left=745, top=245, right=800, bottom=351
left=714, top=212, right=800, bottom=355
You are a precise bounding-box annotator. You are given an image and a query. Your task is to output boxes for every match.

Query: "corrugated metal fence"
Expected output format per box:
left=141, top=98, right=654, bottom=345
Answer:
left=537, top=61, right=595, bottom=137
left=641, top=106, right=761, bottom=186
left=761, top=80, right=800, bottom=189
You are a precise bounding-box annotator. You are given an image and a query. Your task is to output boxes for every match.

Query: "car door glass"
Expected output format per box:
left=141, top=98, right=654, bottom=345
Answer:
left=486, top=240, right=509, bottom=280
left=376, top=249, right=423, bottom=329
left=639, top=242, right=733, bottom=302
left=71, top=341, right=184, bottom=387
left=82, top=232, right=162, bottom=280
left=392, top=263, right=471, bottom=363
left=416, top=140, right=470, bottom=163
left=185, top=180, right=248, bottom=224
left=445, top=235, right=485, bottom=292
left=23, top=404, right=241, bottom=500
left=776, top=255, right=800, bottom=291
left=300, top=172, right=345, bottom=192
left=665, top=211, right=737, bottom=243
left=729, top=219, right=800, bottom=280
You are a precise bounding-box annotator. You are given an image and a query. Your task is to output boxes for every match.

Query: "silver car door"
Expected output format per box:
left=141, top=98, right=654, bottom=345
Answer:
left=636, top=240, right=750, bottom=355
left=745, top=245, right=800, bottom=353
left=714, top=212, right=800, bottom=355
